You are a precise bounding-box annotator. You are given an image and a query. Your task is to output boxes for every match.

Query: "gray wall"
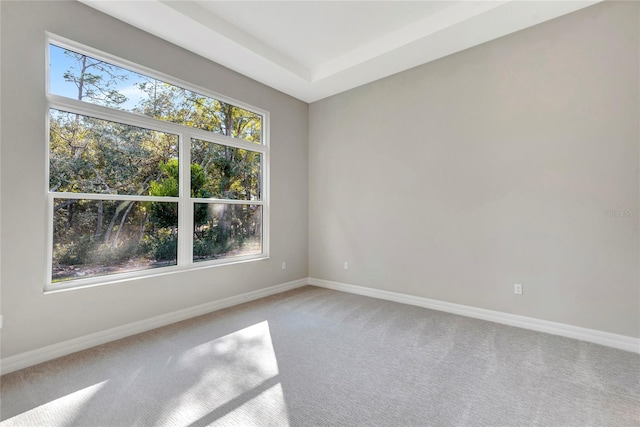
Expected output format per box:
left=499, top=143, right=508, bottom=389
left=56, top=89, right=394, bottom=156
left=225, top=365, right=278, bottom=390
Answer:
left=0, top=0, right=308, bottom=358
left=309, top=1, right=640, bottom=338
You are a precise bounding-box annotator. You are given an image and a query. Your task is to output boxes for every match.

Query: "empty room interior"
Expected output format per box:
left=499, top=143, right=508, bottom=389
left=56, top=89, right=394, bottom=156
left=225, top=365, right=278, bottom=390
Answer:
left=1, top=0, right=639, bottom=425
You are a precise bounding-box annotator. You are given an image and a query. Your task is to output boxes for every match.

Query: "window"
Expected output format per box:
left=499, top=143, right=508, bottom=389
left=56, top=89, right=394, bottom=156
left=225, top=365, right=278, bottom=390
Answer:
left=47, top=36, right=269, bottom=289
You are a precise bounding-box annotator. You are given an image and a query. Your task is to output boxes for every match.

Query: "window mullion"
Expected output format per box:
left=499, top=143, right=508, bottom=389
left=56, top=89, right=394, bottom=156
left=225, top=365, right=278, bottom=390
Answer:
left=262, top=129, right=270, bottom=259
left=187, top=128, right=267, bottom=154
left=45, top=192, right=55, bottom=290
left=190, top=198, right=264, bottom=205
left=48, top=95, right=184, bottom=137
left=50, top=192, right=177, bottom=203
left=178, top=133, right=193, bottom=266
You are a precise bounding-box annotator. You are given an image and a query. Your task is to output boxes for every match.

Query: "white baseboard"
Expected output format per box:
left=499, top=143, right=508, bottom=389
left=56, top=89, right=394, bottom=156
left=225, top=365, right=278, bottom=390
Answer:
left=4, top=276, right=637, bottom=375
left=308, top=277, right=640, bottom=354
left=0, top=278, right=307, bottom=375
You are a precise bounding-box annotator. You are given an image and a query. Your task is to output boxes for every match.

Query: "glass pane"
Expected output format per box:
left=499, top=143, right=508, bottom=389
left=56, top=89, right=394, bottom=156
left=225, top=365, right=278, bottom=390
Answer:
left=193, top=204, right=262, bottom=262
left=49, top=44, right=262, bottom=143
left=191, top=138, right=261, bottom=200
left=52, top=199, right=178, bottom=282
left=49, top=109, right=179, bottom=196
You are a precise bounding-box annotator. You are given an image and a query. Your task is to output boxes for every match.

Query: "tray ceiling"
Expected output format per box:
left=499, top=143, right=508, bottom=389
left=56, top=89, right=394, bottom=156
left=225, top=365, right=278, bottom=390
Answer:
left=80, top=1, right=601, bottom=102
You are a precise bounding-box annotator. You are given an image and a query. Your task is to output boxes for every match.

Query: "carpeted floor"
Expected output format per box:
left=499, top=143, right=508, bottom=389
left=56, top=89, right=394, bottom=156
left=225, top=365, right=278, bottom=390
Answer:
left=1, top=285, right=639, bottom=426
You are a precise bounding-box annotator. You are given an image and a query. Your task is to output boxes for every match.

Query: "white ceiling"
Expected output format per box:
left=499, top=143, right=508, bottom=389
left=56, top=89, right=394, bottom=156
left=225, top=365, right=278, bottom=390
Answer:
left=80, top=0, right=601, bottom=103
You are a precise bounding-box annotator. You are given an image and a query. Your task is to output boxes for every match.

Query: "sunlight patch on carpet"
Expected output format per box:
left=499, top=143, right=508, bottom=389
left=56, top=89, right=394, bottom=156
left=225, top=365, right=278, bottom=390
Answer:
left=2, top=380, right=109, bottom=425
left=166, top=320, right=290, bottom=426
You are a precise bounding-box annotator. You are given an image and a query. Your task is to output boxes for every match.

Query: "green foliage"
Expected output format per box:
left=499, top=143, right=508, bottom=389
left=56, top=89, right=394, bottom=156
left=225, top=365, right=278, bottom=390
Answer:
left=145, top=232, right=178, bottom=262
left=55, top=235, right=93, bottom=266
left=49, top=110, right=178, bottom=195
left=193, top=230, right=218, bottom=258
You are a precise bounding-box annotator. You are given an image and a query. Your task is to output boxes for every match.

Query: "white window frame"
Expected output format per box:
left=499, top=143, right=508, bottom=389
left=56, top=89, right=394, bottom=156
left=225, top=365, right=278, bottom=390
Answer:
left=45, top=33, right=270, bottom=292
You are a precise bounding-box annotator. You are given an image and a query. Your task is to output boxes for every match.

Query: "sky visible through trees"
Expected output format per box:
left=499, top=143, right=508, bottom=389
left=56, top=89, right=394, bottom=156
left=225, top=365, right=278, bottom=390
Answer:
left=49, top=44, right=264, bottom=283
left=50, top=46, right=153, bottom=112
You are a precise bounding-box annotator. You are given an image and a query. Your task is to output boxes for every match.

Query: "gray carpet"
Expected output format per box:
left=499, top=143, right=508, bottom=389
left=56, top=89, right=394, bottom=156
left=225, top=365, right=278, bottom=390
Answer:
left=1, top=285, right=639, bottom=426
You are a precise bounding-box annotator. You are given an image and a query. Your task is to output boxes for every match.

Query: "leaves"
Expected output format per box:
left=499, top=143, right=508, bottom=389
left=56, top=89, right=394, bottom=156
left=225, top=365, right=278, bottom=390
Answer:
left=62, top=49, right=129, bottom=107
left=49, top=110, right=178, bottom=195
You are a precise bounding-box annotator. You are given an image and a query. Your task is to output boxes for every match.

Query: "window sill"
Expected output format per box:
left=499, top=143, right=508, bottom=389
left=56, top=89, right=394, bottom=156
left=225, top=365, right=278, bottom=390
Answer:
left=44, top=255, right=270, bottom=294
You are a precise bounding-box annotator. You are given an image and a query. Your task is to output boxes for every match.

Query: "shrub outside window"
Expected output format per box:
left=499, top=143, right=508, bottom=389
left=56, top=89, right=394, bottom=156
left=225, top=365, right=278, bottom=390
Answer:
left=47, top=36, right=269, bottom=289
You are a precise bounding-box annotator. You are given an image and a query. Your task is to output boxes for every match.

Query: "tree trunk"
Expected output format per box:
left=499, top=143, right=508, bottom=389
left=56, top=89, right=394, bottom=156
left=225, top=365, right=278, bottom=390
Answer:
left=94, top=200, right=103, bottom=244
left=73, top=56, right=89, bottom=159
left=111, top=201, right=135, bottom=250
left=138, top=213, right=149, bottom=244
left=65, top=203, right=74, bottom=233
left=103, top=202, right=123, bottom=244
left=223, top=104, right=233, bottom=137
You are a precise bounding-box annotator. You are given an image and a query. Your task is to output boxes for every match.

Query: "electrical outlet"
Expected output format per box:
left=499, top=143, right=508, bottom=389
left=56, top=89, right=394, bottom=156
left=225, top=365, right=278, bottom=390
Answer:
left=514, top=284, right=523, bottom=295
left=281, top=262, right=286, bottom=270
left=344, top=262, right=349, bottom=270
